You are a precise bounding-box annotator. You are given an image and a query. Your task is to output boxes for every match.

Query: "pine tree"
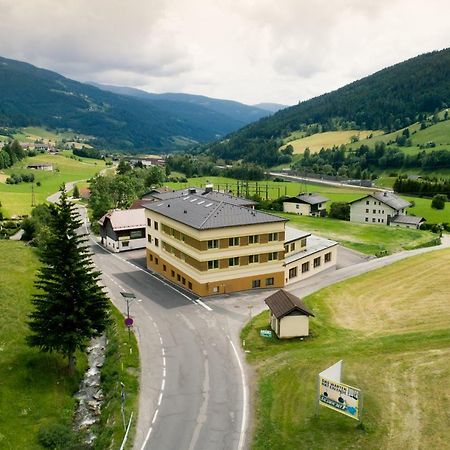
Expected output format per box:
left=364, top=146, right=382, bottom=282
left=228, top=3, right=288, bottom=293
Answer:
left=27, top=187, right=110, bottom=374
left=72, top=184, right=80, bottom=199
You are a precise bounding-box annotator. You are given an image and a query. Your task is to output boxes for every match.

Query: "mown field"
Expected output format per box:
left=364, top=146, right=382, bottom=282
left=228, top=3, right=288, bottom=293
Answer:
left=277, top=212, right=437, bottom=255
left=165, top=176, right=447, bottom=223
left=0, top=153, right=105, bottom=217
left=281, top=130, right=382, bottom=154
left=242, top=248, right=450, bottom=450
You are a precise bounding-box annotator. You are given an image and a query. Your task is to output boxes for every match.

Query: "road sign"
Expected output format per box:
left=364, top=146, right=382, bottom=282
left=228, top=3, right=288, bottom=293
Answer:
left=317, top=360, right=362, bottom=420
left=260, top=329, right=272, bottom=338
left=124, top=317, right=134, bottom=327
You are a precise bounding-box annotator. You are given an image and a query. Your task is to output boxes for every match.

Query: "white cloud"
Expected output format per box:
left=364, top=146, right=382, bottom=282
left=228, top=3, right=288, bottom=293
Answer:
left=0, top=0, right=449, bottom=104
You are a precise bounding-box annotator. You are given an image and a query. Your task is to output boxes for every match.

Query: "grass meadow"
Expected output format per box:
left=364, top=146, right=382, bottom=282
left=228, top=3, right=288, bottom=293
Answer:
left=242, top=248, right=450, bottom=450
left=0, top=153, right=105, bottom=217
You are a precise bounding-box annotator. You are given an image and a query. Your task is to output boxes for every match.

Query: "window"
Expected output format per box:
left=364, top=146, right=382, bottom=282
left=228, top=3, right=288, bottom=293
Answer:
left=208, top=239, right=218, bottom=249
left=373, top=209, right=376, bottom=214
left=265, top=277, right=274, bottom=286
left=301, top=238, right=307, bottom=247
left=155, top=238, right=159, bottom=247
left=249, top=254, right=259, bottom=264
left=182, top=277, right=186, bottom=285
left=296, top=204, right=300, bottom=209
left=229, top=257, right=239, bottom=267
left=268, top=232, right=278, bottom=241
left=249, top=235, right=259, bottom=244
left=252, top=279, right=261, bottom=288
left=147, top=234, right=152, bottom=243
left=372, top=218, right=376, bottom=223
left=122, top=241, right=129, bottom=247
left=188, top=281, right=192, bottom=290
left=149, top=254, right=153, bottom=261
left=324, top=252, right=332, bottom=263
left=289, top=267, right=298, bottom=279
left=212, top=286, right=219, bottom=293
left=163, top=264, right=166, bottom=272
left=302, top=262, right=309, bottom=273
left=171, top=270, right=175, bottom=277
left=155, top=257, right=159, bottom=265
left=154, top=221, right=159, bottom=230
left=365, top=217, right=368, bottom=222
left=147, top=218, right=151, bottom=227
left=366, top=209, right=369, bottom=213
left=229, top=237, right=239, bottom=246
left=177, top=274, right=181, bottom=281
left=290, top=243, right=296, bottom=252
left=208, top=260, right=219, bottom=270
left=313, top=257, right=321, bottom=268
left=268, top=252, right=278, bottom=261
left=366, top=200, right=369, bottom=205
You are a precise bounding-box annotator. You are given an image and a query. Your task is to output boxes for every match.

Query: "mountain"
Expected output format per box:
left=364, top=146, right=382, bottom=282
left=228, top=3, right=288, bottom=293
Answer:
left=90, top=83, right=269, bottom=126
left=208, top=48, right=450, bottom=165
left=0, top=57, right=266, bottom=151
left=252, top=102, right=288, bottom=113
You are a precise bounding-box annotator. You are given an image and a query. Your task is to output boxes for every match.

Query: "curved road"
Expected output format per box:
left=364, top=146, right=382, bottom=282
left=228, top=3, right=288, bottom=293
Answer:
left=80, top=209, right=248, bottom=450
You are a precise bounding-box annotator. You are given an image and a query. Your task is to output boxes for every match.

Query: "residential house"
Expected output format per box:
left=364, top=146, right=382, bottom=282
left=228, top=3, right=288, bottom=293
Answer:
left=283, top=193, right=329, bottom=216
left=98, top=209, right=146, bottom=252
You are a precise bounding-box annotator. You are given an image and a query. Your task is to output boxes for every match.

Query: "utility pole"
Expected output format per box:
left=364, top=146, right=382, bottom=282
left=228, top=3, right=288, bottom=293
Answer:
left=31, top=182, right=36, bottom=207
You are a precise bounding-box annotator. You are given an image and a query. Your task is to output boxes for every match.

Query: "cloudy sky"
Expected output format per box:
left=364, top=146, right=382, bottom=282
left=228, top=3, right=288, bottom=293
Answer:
left=1, top=0, right=450, bottom=105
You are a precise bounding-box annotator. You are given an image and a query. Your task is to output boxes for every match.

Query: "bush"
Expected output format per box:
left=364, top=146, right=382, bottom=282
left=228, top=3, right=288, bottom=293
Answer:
left=431, top=194, right=447, bottom=210
left=329, top=202, right=350, bottom=221
left=38, top=423, right=86, bottom=450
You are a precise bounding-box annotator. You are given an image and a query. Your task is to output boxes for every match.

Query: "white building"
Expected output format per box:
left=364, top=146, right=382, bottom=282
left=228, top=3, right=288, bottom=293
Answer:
left=349, top=192, right=414, bottom=225
left=283, top=193, right=329, bottom=216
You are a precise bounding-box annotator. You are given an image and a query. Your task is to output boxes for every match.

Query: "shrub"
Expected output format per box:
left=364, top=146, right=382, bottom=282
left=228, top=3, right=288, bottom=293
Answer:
left=431, top=194, right=447, bottom=210
left=38, top=423, right=86, bottom=450
left=329, top=202, right=350, bottom=221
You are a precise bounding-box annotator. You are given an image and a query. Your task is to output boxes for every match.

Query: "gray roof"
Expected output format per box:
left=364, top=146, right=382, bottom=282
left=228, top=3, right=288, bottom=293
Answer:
left=285, top=193, right=329, bottom=205
left=284, top=226, right=310, bottom=243
left=284, top=234, right=338, bottom=265
left=144, top=195, right=286, bottom=230
left=264, top=289, right=314, bottom=319
left=350, top=192, right=411, bottom=210
left=391, top=214, right=425, bottom=225
left=145, top=186, right=257, bottom=207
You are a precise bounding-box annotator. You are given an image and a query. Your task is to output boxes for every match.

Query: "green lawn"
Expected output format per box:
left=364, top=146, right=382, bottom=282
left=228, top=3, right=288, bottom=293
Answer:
left=277, top=212, right=438, bottom=255
left=0, top=153, right=105, bottom=217
left=0, top=241, right=87, bottom=449
left=242, top=248, right=450, bottom=450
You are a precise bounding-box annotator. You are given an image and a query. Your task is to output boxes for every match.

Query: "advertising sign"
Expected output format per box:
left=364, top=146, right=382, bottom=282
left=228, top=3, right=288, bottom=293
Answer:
left=260, top=330, right=273, bottom=338
left=318, top=360, right=362, bottom=420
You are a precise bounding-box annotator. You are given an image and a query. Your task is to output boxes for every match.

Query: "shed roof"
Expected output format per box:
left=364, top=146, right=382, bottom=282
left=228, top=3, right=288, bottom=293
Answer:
left=98, top=208, right=146, bottom=231
left=264, top=289, right=314, bottom=319
left=391, top=214, right=425, bottom=225
left=284, top=193, right=329, bottom=205
left=144, top=195, right=285, bottom=230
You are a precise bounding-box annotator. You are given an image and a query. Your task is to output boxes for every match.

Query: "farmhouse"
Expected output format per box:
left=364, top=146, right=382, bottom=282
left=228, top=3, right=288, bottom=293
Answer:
left=143, top=191, right=337, bottom=296
left=265, top=289, right=315, bottom=338
left=283, top=193, right=329, bottom=216
left=349, top=191, right=422, bottom=226
left=98, top=209, right=146, bottom=252
left=26, top=163, right=53, bottom=171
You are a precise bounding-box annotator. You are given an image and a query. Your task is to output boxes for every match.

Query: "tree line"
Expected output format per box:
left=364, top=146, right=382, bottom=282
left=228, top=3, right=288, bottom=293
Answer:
left=393, top=177, right=450, bottom=197
left=0, top=140, right=26, bottom=169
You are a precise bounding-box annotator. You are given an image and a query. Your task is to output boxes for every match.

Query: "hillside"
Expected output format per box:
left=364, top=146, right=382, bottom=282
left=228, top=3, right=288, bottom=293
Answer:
left=0, top=56, right=265, bottom=151
left=208, top=48, right=450, bottom=165
left=90, top=83, right=270, bottom=125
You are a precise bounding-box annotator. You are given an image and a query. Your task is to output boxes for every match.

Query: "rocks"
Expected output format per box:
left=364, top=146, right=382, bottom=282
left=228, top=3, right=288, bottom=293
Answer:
left=74, top=335, right=107, bottom=444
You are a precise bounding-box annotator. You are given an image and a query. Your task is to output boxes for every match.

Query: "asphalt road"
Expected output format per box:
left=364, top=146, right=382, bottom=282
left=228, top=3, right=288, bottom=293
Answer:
left=79, top=210, right=248, bottom=450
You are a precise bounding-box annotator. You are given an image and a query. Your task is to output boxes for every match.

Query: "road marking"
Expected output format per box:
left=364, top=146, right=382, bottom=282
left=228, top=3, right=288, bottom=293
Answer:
left=157, top=392, right=163, bottom=406
left=161, top=379, right=166, bottom=391
left=162, top=356, right=166, bottom=367
left=228, top=335, right=248, bottom=450
left=195, top=298, right=213, bottom=311
left=151, top=409, right=159, bottom=425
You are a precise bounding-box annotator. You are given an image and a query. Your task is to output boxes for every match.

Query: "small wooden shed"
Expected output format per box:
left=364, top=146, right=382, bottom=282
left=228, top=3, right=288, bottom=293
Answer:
left=264, top=289, right=314, bottom=338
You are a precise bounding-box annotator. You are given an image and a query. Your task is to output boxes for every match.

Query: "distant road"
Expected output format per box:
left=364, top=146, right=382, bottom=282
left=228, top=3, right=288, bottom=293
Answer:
left=268, top=172, right=391, bottom=192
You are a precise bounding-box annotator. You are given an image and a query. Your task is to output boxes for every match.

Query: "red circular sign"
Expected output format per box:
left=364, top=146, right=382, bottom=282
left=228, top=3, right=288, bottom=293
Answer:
left=124, top=317, right=134, bottom=327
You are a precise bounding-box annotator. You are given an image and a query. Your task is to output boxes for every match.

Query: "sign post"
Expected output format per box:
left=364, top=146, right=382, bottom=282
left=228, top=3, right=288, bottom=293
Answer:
left=317, top=360, right=362, bottom=421
left=120, top=292, right=136, bottom=343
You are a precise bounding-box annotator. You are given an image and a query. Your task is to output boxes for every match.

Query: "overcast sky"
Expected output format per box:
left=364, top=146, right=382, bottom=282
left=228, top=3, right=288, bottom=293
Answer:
left=1, top=0, right=450, bottom=105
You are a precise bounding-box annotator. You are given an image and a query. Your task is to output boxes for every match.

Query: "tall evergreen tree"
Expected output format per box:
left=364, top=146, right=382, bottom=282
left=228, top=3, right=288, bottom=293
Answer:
left=27, top=187, right=110, bottom=374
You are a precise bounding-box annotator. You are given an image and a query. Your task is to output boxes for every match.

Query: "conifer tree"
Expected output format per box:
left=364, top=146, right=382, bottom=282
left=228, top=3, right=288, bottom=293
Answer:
left=27, top=187, right=110, bottom=374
